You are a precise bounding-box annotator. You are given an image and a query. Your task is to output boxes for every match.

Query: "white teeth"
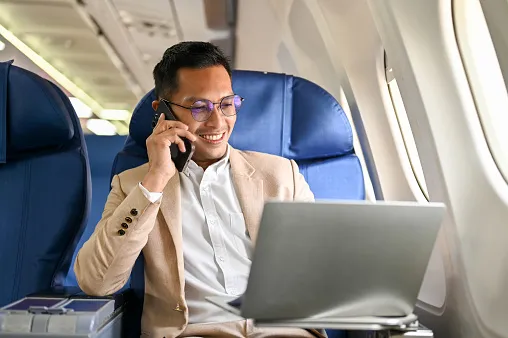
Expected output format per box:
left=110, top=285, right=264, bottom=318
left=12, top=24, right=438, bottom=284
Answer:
left=201, top=133, right=223, bottom=141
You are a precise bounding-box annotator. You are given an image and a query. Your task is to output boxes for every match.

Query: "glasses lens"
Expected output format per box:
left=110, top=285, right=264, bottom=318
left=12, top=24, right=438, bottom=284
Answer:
left=221, top=95, right=242, bottom=116
left=190, top=100, right=213, bottom=121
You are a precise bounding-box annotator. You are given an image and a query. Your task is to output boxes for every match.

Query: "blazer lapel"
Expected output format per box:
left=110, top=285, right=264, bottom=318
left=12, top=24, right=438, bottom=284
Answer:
left=230, top=148, right=264, bottom=244
left=159, top=173, right=185, bottom=287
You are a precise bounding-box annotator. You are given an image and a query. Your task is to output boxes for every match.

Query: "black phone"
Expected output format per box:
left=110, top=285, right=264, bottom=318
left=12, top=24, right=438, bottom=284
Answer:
left=152, top=100, right=195, bottom=172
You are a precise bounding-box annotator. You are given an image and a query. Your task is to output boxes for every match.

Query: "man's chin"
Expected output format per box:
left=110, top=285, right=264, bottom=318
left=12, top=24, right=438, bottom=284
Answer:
left=193, top=145, right=228, bottom=163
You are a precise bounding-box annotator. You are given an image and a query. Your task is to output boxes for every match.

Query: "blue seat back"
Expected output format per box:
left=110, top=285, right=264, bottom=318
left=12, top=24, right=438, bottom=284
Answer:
left=0, top=61, right=91, bottom=306
left=64, top=135, right=127, bottom=286
left=231, top=70, right=363, bottom=199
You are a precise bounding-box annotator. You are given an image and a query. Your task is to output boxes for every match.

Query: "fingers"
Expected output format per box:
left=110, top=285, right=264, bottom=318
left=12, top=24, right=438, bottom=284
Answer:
left=154, top=117, right=189, bottom=135
left=161, top=128, right=197, bottom=142
left=159, top=128, right=197, bottom=143
left=152, top=128, right=197, bottom=153
left=171, top=135, right=186, bottom=153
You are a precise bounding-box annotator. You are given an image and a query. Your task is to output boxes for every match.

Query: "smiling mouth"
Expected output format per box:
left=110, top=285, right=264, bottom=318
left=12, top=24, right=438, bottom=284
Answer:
left=199, top=132, right=226, bottom=144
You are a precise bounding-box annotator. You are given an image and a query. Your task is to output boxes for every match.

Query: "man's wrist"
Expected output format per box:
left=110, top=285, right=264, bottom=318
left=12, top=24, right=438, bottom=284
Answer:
left=141, top=170, right=172, bottom=193
left=138, top=182, right=163, bottom=203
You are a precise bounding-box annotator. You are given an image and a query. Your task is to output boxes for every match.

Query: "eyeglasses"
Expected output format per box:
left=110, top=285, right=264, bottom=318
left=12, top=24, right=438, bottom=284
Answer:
left=161, top=94, right=244, bottom=122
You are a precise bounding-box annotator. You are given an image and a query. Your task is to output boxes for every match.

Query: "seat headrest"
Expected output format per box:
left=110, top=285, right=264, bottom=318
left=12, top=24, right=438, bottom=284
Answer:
left=0, top=61, right=74, bottom=163
left=127, top=70, right=353, bottom=160
left=128, top=89, right=156, bottom=149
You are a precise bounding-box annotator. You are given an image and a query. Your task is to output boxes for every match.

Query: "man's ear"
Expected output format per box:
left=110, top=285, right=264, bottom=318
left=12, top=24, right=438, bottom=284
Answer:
left=152, top=100, right=159, bottom=111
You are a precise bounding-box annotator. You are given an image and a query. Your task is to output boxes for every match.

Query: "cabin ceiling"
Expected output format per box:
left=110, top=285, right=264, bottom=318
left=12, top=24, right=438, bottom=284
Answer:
left=0, top=0, right=138, bottom=111
left=0, top=0, right=235, bottom=132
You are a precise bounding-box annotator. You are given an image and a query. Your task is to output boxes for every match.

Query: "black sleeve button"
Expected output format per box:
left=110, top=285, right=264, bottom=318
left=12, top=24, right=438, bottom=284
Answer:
left=130, top=209, right=138, bottom=216
left=125, top=217, right=132, bottom=223
left=121, top=223, right=129, bottom=229
left=118, top=229, right=126, bottom=236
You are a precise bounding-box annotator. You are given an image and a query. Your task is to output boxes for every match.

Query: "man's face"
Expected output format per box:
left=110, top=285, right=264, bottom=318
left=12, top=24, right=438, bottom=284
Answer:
left=153, top=65, right=236, bottom=165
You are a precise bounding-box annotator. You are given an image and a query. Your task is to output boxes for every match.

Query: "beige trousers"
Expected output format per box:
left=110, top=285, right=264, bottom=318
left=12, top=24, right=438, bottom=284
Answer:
left=179, top=319, right=323, bottom=338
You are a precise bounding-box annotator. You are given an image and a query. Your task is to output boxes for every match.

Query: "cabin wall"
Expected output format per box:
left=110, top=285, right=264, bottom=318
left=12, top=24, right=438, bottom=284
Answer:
left=237, top=1, right=508, bottom=338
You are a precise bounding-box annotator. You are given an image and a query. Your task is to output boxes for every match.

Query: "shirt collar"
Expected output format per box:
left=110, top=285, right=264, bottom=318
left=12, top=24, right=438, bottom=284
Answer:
left=183, top=145, right=230, bottom=177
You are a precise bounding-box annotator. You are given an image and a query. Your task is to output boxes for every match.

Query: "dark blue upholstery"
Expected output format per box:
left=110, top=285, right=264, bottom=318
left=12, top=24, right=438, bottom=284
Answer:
left=107, top=70, right=362, bottom=336
left=0, top=61, right=91, bottom=307
left=64, top=135, right=127, bottom=286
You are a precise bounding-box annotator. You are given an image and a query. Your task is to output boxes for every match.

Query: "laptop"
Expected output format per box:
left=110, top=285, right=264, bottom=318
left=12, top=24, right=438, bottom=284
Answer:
left=207, top=200, right=445, bottom=329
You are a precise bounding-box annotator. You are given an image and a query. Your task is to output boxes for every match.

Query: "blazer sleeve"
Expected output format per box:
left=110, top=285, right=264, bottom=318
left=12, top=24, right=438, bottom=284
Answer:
left=74, top=174, right=161, bottom=296
left=290, top=160, right=315, bottom=202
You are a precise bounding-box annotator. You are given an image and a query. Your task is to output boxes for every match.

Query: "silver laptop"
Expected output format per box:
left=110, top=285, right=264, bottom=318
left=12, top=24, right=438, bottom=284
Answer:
left=207, top=200, right=445, bottom=329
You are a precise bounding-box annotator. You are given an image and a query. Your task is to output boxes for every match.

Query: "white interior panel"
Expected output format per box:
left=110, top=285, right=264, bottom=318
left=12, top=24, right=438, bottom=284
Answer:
left=370, top=0, right=508, bottom=337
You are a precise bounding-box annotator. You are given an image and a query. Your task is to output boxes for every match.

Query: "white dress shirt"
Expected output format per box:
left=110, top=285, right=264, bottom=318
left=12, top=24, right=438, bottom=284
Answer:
left=139, top=146, right=252, bottom=323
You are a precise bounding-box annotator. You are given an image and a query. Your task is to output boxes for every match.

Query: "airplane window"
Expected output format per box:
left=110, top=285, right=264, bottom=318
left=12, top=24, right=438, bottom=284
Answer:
left=454, top=0, right=508, bottom=183
left=385, top=57, right=429, bottom=200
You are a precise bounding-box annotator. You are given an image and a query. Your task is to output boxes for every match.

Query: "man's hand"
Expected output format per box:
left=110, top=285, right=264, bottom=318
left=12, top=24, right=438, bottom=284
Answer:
left=141, top=113, right=197, bottom=192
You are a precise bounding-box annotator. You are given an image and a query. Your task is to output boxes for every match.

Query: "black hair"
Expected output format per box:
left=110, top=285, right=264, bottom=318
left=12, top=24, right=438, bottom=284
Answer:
left=153, top=41, right=232, bottom=99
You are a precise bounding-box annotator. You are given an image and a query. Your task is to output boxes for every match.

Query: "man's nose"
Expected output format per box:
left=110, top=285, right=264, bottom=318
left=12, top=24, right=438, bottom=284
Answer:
left=204, top=105, right=224, bottom=128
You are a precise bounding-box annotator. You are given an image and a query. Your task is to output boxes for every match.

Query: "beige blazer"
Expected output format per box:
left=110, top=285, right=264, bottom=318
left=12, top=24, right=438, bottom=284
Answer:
left=74, top=147, right=315, bottom=337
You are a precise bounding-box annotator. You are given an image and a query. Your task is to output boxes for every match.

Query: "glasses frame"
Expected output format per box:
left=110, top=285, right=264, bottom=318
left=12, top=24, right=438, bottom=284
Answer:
left=161, top=94, right=244, bottom=122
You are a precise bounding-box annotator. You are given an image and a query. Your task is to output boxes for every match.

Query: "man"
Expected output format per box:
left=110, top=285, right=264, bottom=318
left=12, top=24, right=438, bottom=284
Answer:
left=75, top=42, right=322, bottom=338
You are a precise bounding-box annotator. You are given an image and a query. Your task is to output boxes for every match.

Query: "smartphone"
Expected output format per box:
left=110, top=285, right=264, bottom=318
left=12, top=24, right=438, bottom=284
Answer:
left=152, top=100, right=195, bottom=172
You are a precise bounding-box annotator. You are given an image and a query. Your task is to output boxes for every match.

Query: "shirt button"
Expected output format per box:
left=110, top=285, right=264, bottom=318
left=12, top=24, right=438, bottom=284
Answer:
left=219, top=257, right=225, bottom=262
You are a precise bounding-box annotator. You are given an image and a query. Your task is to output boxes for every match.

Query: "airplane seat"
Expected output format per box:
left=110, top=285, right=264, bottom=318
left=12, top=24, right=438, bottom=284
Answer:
left=63, top=135, right=127, bottom=286
left=230, top=70, right=364, bottom=200
left=110, top=70, right=364, bottom=336
left=0, top=61, right=91, bottom=307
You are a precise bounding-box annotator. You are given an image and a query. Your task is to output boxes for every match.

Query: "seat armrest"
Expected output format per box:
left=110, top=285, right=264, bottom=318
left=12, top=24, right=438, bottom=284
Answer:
left=16, top=287, right=141, bottom=338
left=27, top=286, right=135, bottom=312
